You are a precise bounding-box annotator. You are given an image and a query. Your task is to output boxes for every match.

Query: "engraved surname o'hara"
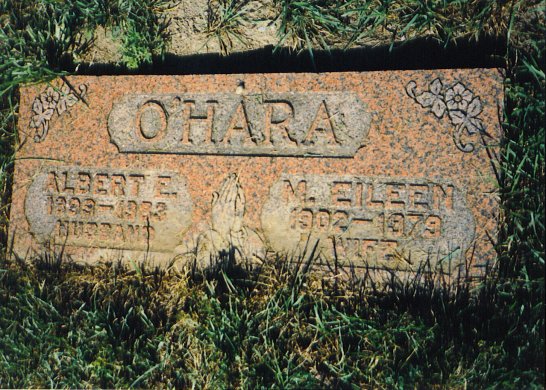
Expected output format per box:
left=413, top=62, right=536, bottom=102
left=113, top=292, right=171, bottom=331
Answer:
left=108, top=93, right=372, bottom=157
left=24, top=166, right=192, bottom=252
left=261, top=175, right=475, bottom=272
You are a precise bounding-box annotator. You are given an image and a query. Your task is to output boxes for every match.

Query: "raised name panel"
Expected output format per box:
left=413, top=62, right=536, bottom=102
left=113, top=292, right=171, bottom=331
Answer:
left=24, top=166, right=192, bottom=252
left=108, top=93, right=371, bottom=156
left=261, top=175, right=475, bottom=271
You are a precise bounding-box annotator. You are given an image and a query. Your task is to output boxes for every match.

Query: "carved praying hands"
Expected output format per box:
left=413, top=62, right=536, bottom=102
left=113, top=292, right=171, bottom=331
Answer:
left=211, top=173, right=245, bottom=240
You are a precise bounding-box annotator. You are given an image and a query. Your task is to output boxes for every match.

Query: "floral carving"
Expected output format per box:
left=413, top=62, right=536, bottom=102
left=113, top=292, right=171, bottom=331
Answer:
left=29, top=83, right=87, bottom=142
left=406, top=78, right=485, bottom=152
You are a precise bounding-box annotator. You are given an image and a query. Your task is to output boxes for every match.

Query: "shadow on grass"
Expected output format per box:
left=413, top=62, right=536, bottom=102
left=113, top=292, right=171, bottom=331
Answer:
left=71, top=34, right=506, bottom=76
left=0, top=246, right=543, bottom=388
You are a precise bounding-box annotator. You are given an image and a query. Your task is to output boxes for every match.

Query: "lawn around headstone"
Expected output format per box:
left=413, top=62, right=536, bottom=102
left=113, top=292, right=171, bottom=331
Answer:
left=0, top=0, right=544, bottom=388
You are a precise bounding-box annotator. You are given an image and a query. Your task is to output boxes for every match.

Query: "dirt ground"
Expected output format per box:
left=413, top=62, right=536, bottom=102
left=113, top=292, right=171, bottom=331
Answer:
left=168, top=0, right=279, bottom=55
left=82, top=0, right=281, bottom=64
left=81, top=26, right=124, bottom=64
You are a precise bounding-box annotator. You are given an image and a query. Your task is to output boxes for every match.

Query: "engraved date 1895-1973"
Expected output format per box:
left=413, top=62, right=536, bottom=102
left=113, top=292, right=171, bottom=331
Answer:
left=24, top=166, right=193, bottom=252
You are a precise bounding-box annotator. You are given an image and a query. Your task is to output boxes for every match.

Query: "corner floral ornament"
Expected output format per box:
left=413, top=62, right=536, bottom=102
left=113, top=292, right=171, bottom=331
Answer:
left=29, top=82, right=87, bottom=142
left=406, top=78, right=486, bottom=152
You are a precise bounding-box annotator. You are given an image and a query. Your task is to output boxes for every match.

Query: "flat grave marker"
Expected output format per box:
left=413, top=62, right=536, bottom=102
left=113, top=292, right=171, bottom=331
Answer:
left=9, top=70, right=503, bottom=274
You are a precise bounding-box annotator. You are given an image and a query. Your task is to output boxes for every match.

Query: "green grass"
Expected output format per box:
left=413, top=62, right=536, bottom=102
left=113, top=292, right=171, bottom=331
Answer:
left=117, top=0, right=171, bottom=69
left=275, top=0, right=347, bottom=58
left=500, top=1, right=545, bottom=280
left=272, top=0, right=508, bottom=56
left=205, top=0, right=251, bottom=55
left=0, top=252, right=543, bottom=388
left=0, top=0, right=171, bottom=85
left=0, top=0, right=544, bottom=387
